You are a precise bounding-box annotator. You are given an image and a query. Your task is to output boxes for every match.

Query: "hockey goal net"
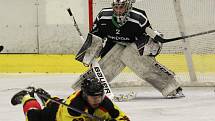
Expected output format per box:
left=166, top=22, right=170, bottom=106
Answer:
left=88, top=0, right=215, bottom=87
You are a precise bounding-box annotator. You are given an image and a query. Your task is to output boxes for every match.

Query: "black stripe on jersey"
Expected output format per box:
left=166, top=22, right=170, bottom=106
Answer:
left=96, top=7, right=148, bottom=27
left=100, top=97, right=120, bottom=118
left=68, top=92, right=85, bottom=116
left=97, top=7, right=113, bottom=19
left=129, top=7, right=148, bottom=27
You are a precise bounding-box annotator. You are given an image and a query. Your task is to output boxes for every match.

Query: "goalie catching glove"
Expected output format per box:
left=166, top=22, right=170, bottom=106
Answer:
left=135, top=30, right=163, bottom=56
left=143, top=30, right=163, bottom=57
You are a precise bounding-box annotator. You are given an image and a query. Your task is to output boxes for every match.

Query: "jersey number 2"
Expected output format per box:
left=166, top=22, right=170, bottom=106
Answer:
left=116, top=29, right=120, bottom=34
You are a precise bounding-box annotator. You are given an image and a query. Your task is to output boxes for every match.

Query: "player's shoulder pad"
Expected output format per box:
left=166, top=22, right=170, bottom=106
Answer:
left=97, top=7, right=113, bottom=20
left=129, top=7, right=148, bottom=27
left=99, top=96, right=120, bottom=118
left=68, top=92, right=86, bottom=116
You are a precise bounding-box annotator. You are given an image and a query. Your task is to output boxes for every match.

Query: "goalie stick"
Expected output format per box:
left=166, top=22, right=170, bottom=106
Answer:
left=146, top=27, right=215, bottom=43
left=67, top=8, right=114, bottom=100
left=163, top=29, right=215, bottom=43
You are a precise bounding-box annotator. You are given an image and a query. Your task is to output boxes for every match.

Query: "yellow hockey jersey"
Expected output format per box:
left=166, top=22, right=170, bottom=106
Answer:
left=56, top=90, right=130, bottom=121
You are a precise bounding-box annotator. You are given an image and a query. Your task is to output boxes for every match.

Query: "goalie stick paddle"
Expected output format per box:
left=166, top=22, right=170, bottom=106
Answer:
left=91, top=60, right=114, bottom=99
left=0, top=45, right=3, bottom=52
left=163, top=29, right=215, bottom=43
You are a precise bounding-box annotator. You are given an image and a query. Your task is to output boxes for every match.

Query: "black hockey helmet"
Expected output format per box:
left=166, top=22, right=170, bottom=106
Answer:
left=81, top=77, right=104, bottom=97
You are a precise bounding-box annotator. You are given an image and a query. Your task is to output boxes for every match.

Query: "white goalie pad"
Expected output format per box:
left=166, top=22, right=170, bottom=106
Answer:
left=75, top=33, right=103, bottom=65
left=120, top=43, right=180, bottom=96
left=72, top=44, right=126, bottom=90
left=98, top=43, right=127, bottom=82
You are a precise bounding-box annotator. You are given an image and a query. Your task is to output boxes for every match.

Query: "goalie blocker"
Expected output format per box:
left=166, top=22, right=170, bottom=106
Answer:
left=75, top=33, right=103, bottom=66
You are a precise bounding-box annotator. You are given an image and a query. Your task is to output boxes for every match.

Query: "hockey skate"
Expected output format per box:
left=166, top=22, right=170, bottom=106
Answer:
left=166, top=87, right=185, bottom=99
left=11, top=87, right=35, bottom=106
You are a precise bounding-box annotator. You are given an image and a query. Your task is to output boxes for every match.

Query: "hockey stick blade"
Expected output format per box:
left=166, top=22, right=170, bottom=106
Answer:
left=163, top=29, right=215, bottom=43
left=113, top=91, right=136, bottom=102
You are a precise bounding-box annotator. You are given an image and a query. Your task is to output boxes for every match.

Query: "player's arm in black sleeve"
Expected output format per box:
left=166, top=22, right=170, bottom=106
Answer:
left=141, top=11, right=165, bottom=43
left=140, top=10, right=152, bottom=34
left=90, top=10, right=105, bottom=39
left=134, top=10, right=152, bottom=55
left=101, top=97, right=130, bottom=121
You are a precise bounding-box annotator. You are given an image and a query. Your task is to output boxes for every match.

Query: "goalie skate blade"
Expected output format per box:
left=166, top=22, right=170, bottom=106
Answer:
left=113, top=91, right=137, bottom=102
left=165, top=94, right=185, bottom=99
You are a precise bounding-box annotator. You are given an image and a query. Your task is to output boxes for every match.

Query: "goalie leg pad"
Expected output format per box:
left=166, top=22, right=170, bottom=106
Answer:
left=121, top=43, right=180, bottom=96
left=72, top=44, right=126, bottom=90
left=98, top=43, right=126, bottom=82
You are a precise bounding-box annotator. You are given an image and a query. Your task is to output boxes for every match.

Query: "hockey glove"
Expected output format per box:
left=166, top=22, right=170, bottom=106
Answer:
left=35, top=88, right=51, bottom=103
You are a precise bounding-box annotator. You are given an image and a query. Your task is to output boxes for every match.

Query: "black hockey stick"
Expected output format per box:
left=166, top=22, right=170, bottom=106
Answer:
left=67, top=8, right=84, bottom=40
left=0, top=45, right=4, bottom=52
left=162, top=29, right=215, bottom=43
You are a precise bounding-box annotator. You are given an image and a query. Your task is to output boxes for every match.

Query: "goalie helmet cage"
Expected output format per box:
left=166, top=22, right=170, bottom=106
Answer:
left=88, top=0, right=215, bottom=87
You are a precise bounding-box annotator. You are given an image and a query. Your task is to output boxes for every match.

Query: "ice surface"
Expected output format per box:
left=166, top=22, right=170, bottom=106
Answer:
left=0, top=74, right=215, bottom=121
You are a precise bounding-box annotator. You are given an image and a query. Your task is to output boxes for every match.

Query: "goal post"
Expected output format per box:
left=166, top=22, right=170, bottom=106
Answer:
left=88, top=0, right=215, bottom=86
left=88, top=0, right=94, bottom=31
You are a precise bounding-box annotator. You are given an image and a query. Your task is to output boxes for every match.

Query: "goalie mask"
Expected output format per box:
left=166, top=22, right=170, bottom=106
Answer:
left=112, top=0, right=134, bottom=26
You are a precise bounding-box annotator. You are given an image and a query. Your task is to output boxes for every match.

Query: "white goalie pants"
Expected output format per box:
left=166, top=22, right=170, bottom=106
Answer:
left=98, top=43, right=180, bottom=97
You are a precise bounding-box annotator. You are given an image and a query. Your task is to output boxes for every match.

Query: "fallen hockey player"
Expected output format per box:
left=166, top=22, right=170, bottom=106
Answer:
left=11, top=77, right=130, bottom=121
